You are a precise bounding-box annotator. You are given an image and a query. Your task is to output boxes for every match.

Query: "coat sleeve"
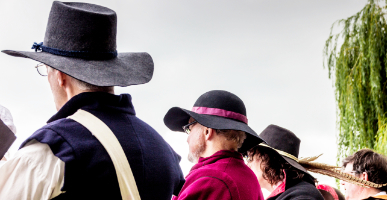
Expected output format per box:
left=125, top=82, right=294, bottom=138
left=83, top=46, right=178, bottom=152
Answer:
left=176, top=176, right=232, bottom=200
left=0, top=140, right=65, bottom=200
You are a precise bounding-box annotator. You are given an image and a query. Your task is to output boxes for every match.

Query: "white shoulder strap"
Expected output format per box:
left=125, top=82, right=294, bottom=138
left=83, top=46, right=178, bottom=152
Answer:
left=68, top=109, right=141, bottom=200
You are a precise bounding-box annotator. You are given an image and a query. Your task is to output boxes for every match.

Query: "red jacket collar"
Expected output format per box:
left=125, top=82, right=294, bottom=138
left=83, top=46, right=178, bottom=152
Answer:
left=191, top=150, right=243, bottom=171
left=267, top=170, right=287, bottom=199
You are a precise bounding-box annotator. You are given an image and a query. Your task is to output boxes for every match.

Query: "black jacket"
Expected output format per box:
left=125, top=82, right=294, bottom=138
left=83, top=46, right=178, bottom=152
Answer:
left=21, top=92, right=185, bottom=200
left=267, top=171, right=324, bottom=200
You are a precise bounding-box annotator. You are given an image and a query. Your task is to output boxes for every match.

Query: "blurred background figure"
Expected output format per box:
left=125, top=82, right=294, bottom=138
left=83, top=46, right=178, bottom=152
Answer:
left=316, top=184, right=345, bottom=200
left=0, top=104, right=16, bottom=164
left=318, top=189, right=335, bottom=200
left=341, top=149, right=387, bottom=200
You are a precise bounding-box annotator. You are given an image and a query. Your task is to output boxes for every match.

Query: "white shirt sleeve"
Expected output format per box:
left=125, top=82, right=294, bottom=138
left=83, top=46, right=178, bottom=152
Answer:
left=0, top=139, right=65, bottom=200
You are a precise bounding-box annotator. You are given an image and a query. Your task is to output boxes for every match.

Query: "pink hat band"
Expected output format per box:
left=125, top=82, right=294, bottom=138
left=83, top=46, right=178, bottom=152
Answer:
left=191, top=106, right=248, bottom=124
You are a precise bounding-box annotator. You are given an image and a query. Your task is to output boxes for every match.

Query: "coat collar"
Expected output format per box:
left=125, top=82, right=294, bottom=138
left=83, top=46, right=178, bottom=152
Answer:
left=363, top=195, right=387, bottom=200
left=363, top=192, right=387, bottom=200
left=267, top=170, right=287, bottom=199
left=267, top=169, right=316, bottom=199
left=190, top=150, right=243, bottom=171
left=47, top=92, right=136, bottom=123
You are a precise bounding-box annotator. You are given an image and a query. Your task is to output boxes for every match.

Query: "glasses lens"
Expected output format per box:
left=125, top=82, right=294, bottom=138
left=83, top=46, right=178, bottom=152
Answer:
left=36, top=63, right=48, bottom=76
left=182, top=121, right=196, bottom=134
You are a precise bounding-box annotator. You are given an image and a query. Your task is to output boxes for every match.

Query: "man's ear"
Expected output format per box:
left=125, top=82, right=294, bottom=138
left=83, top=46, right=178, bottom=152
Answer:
left=362, top=172, right=369, bottom=181
left=56, top=70, right=66, bottom=87
left=204, top=128, right=215, bottom=141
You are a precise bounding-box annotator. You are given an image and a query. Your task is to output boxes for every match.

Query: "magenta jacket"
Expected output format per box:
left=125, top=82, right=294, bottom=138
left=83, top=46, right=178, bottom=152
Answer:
left=173, top=150, right=264, bottom=200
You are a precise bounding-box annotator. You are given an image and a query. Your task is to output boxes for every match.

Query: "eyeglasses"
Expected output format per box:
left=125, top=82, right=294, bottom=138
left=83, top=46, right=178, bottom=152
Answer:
left=244, top=155, right=253, bottom=163
left=35, top=63, right=48, bottom=76
left=182, top=120, right=197, bottom=134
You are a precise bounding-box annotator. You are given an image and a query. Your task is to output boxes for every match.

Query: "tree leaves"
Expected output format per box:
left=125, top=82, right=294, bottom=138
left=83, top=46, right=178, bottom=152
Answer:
left=324, top=0, right=387, bottom=161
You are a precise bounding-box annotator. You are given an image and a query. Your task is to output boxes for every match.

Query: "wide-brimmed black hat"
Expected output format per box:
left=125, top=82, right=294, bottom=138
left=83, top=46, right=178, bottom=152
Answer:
left=258, top=124, right=308, bottom=173
left=2, top=1, right=153, bottom=87
left=164, top=90, right=264, bottom=153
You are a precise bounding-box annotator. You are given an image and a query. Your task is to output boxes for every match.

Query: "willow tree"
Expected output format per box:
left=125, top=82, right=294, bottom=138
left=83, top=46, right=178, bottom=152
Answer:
left=324, top=0, right=387, bottom=161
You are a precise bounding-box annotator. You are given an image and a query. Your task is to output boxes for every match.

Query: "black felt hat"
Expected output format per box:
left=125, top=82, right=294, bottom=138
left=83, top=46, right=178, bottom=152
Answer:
left=2, top=1, right=153, bottom=87
left=258, top=124, right=308, bottom=173
left=164, top=90, right=264, bottom=153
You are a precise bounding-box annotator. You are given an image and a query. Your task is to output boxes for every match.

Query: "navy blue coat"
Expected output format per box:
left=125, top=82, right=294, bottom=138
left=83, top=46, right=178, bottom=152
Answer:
left=21, top=92, right=185, bottom=200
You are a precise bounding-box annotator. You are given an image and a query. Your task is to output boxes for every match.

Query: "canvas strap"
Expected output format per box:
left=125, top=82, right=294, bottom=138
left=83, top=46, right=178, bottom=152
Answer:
left=68, top=109, right=141, bottom=200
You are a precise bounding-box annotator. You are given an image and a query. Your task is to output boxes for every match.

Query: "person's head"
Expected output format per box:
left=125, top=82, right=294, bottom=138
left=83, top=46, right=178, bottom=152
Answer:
left=2, top=1, right=154, bottom=109
left=316, top=184, right=345, bottom=200
left=318, top=189, right=335, bottom=200
left=334, top=188, right=345, bottom=200
left=185, top=117, right=246, bottom=163
left=341, top=149, right=387, bottom=200
left=43, top=65, right=114, bottom=110
left=164, top=90, right=264, bottom=163
left=246, top=124, right=311, bottom=192
left=247, top=145, right=305, bottom=191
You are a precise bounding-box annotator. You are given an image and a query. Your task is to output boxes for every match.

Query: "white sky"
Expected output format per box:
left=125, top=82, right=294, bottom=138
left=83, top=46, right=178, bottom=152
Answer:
left=0, top=0, right=369, bottom=196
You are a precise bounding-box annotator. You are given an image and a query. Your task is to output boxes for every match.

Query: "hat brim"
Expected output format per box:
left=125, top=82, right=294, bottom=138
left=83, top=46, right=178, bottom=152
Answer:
left=259, top=145, right=309, bottom=174
left=164, top=107, right=265, bottom=153
left=1, top=50, right=154, bottom=87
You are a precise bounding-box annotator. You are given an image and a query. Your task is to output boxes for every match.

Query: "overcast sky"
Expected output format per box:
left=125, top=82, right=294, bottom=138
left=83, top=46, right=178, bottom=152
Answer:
left=0, top=0, right=369, bottom=196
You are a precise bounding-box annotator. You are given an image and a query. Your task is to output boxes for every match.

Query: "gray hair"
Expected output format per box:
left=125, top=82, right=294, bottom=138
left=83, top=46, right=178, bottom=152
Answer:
left=215, top=129, right=246, bottom=149
left=48, top=66, right=114, bottom=93
left=69, top=76, right=114, bottom=93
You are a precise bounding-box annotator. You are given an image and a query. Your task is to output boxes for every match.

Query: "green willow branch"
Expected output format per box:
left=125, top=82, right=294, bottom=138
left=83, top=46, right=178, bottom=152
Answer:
left=324, top=0, right=387, bottom=162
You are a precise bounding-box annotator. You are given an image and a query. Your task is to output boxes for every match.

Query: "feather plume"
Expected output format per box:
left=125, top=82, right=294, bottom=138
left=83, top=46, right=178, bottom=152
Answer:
left=298, top=154, right=387, bottom=188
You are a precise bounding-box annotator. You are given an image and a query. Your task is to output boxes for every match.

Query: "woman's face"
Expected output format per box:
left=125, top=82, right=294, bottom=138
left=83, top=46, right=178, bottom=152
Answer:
left=247, top=153, right=271, bottom=191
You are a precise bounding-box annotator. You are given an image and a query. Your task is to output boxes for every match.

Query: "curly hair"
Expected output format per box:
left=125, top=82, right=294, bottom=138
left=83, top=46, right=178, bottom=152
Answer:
left=343, top=149, right=387, bottom=191
left=248, top=145, right=305, bottom=185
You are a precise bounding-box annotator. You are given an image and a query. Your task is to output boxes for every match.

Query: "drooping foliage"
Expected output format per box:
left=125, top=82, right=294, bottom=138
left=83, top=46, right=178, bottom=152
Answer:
left=324, top=0, right=387, bottom=161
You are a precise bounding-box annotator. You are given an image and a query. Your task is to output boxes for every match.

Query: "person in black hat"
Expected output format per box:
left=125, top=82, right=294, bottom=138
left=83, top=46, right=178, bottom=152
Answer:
left=0, top=1, right=184, bottom=200
left=246, top=124, right=324, bottom=200
left=164, top=90, right=265, bottom=200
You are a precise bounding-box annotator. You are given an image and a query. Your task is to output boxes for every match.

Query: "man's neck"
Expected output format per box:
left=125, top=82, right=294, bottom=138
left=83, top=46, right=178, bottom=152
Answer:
left=200, top=146, right=228, bottom=158
left=200, top=141, right=237, bottom=158
left=267, top=179, right=284, bottom=193
left=359, top=188, right=383, bottom=199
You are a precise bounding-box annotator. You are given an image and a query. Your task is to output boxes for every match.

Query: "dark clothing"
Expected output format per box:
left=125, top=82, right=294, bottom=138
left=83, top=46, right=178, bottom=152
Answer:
left=267, top=171, right=324, bottom=200
left=21, top=92, right=185, bottom=200
left=173, top=150, right=264, bottom=200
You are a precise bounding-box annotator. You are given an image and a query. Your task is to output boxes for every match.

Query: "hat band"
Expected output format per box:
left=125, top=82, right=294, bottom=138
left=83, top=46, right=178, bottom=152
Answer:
left=191, top=106, right=248, bottom=124
left=259, top=143, right=299, bottom=162
left=32, top=42, right=118, bottom=60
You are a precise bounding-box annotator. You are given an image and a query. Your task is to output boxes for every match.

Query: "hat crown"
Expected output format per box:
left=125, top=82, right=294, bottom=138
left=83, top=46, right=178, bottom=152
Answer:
left=259, top=124, right=300, bottom=158
left=193, top=90, right=247, bottom=116
left=44, top=1, right=117, bottom=52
